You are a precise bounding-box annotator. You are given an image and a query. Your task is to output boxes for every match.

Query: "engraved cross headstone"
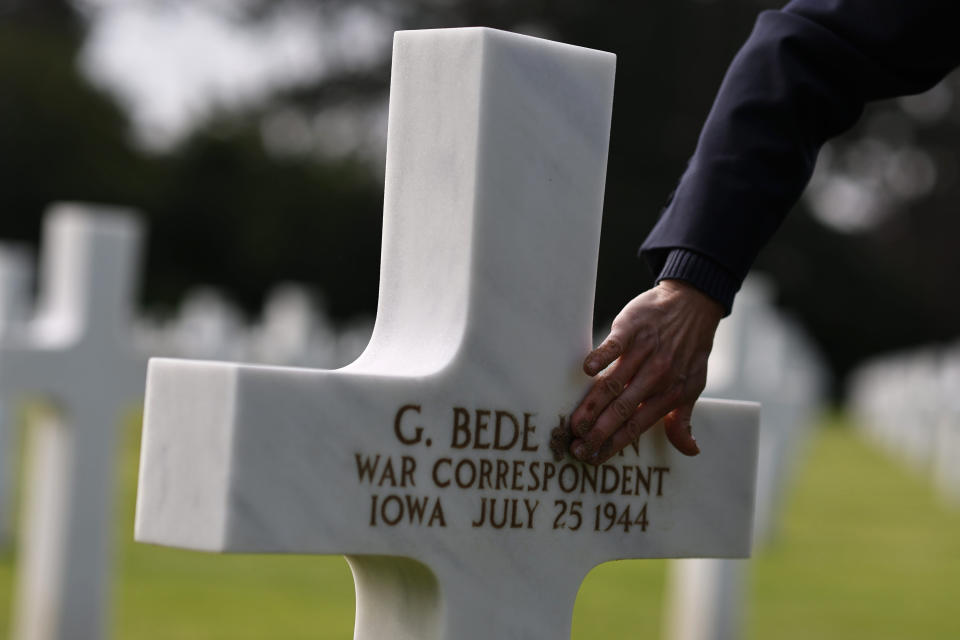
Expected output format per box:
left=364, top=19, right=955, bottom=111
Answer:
left=2, top=204, right=146, bottom=640
left=136, top=28, right=760, bottom=639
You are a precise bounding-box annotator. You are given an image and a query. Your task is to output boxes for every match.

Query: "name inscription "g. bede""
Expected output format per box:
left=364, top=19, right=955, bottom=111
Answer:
left=356, top=403, right=671, bottom=532
left=393, top=404, right=538, bottom=451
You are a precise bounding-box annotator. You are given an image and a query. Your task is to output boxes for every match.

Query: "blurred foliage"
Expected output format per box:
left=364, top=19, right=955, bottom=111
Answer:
left=2, top=0, right=960, bottom=389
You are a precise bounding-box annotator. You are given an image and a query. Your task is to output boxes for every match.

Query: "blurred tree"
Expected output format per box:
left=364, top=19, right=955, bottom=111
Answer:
left=0, top=0, right=147, bottom=240
left=143, top=123, right=383, bottom=319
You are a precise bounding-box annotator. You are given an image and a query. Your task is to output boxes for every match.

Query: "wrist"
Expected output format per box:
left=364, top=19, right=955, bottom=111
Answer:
left=654, top=249, right=738, bottom=315
left=657, top=279, right=725, bottom=321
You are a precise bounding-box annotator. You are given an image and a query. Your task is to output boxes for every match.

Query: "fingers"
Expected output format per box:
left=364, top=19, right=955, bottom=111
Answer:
left=583, top=331, right=627, bottom=377
left=570, top=333, right=657, bottom=438
left=664, top=403, right=701, bottom=457
left=577, top=412, right=655, bottom=465
left=574, top=354, right=674, bottom=450
left=573, top=346, right=685, bottom=449
left=583, top=327, right=630, bottom=377
left=571, top=382, right=684, bottom=464
left=567, top=281, right=719, bottom=463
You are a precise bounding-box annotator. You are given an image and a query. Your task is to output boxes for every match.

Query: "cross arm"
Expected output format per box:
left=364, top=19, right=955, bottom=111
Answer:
left=135, top=357, right=443, bottom=554
left=137, top=355, right=759, bottom=563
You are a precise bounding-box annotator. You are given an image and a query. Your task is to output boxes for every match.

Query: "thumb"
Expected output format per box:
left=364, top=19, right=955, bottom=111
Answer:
left=664, top=403, right=701, bottom=456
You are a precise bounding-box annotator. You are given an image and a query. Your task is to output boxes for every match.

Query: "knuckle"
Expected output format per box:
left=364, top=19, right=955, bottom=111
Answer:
left=624, top=417, right=645, bottom=441
left=603, top=376, right=624, bottom=397
left=584, top=431, right=606, bottom=452
left=611, top=398, right=633, bottom=420
left=603, top=336, right=625, bottom=357
left=580, top=400, right=598, bottom=421
left=572, top=403, right=589, bottom=422
left=611, top=308, right=635, bottom=330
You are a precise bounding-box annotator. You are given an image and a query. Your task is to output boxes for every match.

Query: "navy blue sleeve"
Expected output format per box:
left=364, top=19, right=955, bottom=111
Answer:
left=640, top=0, right=960, bottom=313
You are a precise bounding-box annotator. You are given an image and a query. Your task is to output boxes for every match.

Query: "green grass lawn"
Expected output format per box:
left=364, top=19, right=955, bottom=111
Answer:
left=0, top=414, right=956, bottom=638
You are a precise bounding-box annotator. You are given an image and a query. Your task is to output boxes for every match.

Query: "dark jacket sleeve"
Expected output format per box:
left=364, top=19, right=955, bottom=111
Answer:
left=640, top=0, right=960, bottom=314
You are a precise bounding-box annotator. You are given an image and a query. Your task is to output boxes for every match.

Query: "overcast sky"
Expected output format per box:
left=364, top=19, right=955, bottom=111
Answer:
left=77, top=0, right=392, bottom=151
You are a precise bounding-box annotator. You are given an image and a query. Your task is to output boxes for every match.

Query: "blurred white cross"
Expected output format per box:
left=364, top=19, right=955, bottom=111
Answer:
left=2, top=204, right=146, bottom=640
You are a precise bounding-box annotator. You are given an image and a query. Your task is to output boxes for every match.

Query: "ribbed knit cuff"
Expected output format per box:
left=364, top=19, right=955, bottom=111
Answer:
left=656, top=249, right=739, bottom=315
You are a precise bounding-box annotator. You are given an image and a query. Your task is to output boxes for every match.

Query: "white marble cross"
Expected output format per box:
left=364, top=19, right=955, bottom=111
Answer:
left=2, top=204, right=146, bottom=640
left=136, top=28, right=760, bottom=639
left=0, top=244, right=33, bottom=543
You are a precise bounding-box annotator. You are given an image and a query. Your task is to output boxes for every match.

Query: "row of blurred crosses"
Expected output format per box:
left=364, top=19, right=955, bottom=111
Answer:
left=0, top=201, right=835, bottom=640
left=850, top=343, right=960, bottom=508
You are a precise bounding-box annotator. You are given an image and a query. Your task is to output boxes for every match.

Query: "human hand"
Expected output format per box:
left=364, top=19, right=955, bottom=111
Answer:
left=569, top=279, right=724, bottom=464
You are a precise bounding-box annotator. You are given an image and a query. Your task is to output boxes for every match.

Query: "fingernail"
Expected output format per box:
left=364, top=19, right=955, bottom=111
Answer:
left=574, top=420, right=591, bottom=437
left=572, top=443, right=588, bottom=460
left=690, top=436, right=700, bottom=456
left=687, top=423, right=693, bottom=435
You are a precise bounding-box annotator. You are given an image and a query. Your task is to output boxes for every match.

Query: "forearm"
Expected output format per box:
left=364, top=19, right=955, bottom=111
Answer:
left=641, top=0, right=960, bottom=308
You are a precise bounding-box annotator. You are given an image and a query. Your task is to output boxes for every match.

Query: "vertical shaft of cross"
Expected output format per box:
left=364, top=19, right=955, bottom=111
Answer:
left=430, top=556, right=586, bottom=640
left=352, top=28, right=615, bottom=384
left=460, top=31, right=615, bottom=380
left=348, top=552, right=585, bottom=640
left=12, top=403, right=120, bottom=640
left=347, top=556, right=442, bottom=639
left=36, top=204, right=140, bottom=341
left=350, top=29, right=486, bottom=377
left=12, top=410, right=70, bottom=640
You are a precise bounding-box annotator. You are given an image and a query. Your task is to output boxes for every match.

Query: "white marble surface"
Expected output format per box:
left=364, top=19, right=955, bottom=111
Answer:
left=1, top=204, right=147, bottom=640
left=136, top=28, right=760, bottom=640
